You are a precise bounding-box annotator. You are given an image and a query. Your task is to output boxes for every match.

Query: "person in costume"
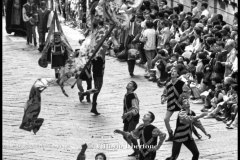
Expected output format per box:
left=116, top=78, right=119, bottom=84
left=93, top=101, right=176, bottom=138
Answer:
left=37, top=1, right=51, bottom=52
left=46, top=32, right=69, bottom=78
left=161, top=67, right=191, bottom=141
left=22, top=0, right=38, bottom=45
left=165, top=98, right=208, bottom=160
left=74, top=49, right=92, bottom=103
left=121, top=81, right=140, bottom=157
left=5, top=0, right=27, bottom=36
left=88, top=20, right=108, bottom=115
left=19, top=78, right=50, bottom=134
left=114, top=111, right=166, bottom=160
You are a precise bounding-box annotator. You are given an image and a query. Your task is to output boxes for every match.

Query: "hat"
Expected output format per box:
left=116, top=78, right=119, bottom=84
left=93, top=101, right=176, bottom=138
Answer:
left=54, top=32, right=61, bottom=37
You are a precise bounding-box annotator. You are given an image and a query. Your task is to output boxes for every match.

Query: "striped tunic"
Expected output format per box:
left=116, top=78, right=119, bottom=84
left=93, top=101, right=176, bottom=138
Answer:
left=174, top=110, right=194, bottom=143
left=164, top=79, right=185, bottom=112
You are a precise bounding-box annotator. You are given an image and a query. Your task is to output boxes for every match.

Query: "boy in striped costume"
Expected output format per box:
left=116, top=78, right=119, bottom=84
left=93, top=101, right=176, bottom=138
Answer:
left=166, top=98, right=208, bottom=160
left=161, top=67, right=191, bottom=141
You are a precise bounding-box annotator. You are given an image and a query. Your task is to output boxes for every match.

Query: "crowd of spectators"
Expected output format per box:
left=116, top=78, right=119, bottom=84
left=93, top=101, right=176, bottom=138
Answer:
left=106, top=0, right=238, bottom=129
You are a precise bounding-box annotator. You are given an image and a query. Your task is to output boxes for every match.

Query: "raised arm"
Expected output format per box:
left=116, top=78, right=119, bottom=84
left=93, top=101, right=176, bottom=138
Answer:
left=179, top=110, right=208, bottom=124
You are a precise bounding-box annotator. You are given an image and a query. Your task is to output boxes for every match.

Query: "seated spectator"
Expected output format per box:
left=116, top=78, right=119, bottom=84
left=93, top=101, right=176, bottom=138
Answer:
left=200, top=76, right=222, bottom=112
left=205, top=84, right=237, bottom=123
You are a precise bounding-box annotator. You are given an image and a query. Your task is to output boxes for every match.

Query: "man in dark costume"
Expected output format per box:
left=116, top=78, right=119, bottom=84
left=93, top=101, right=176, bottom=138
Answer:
left=20, top=78, right=48, bottom=134
left=46, top=32, right=69, bottom=78
left=5, top=0, right=27, bottom=36
left=122, top=81, right=140, bottom=157
left=115, top=111, right=166, bottom=160
left=37, top=1, right=51, bottom=52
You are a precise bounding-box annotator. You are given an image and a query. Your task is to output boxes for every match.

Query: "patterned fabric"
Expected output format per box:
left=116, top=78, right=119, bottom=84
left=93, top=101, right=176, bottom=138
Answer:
left=164, top=79, right=185, bottom=111
left=20, top=78, right=55, bottom=134
left=174, top=110, right=194, bottom=143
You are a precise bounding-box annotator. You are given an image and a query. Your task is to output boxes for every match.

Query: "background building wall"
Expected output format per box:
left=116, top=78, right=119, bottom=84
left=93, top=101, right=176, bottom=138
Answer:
left=166, top=0, right=238, bottom=25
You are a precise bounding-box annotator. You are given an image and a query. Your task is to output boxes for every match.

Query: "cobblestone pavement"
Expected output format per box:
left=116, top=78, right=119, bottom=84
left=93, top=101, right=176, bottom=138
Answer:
left=2, top=17, right=237, bottom=160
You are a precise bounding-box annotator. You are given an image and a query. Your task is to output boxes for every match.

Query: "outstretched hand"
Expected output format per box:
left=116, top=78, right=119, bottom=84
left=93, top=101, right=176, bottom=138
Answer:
left=114, top=129, right=122, bottom=134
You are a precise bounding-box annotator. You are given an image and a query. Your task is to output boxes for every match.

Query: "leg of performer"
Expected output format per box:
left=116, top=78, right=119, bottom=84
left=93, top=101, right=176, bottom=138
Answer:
left=32, top=26, right=37, bottom=46
left=127, top=60, right=136, bottom=77
left=29, top=24, right=33, bottom=44
left=77, top=78, right=84, bottom=102
left=38, top=30, right=43, bottom=51
left=91, top=76, right=103, bottom=115
left=183, top=140, right=199, bottom=160
left=123, top=122, right=133, bottom=146
left=164, top=110, right=174, bottom=141
left=55, top=68, right=60, bottom=79
left=86, top=78, right=92, bottom=102
left=166, top=141, right=182, bottom=160
left=127, top=120, right=139, bottom=156
left=26, top=22, right=32, bottom=44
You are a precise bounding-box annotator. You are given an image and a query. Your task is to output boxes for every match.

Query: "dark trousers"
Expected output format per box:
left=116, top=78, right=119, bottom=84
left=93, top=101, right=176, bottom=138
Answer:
left=139, top=42, right=147, bottom=62
left=139, top=151, right=156, bottom=160
left=195, top=72, right=204, bottom=84
left=127, top=60, right=136, bottom=74
left=38, top=31, right=46, bottom=45
left=123, top=120, right=138, bottom=152
left=77, top=78, right=92, bottom=93
left=26, top=22, right=33, bottom=43
left=170, top=140, right=199, bottom=160
left=92, top=76, right=103, bottom=104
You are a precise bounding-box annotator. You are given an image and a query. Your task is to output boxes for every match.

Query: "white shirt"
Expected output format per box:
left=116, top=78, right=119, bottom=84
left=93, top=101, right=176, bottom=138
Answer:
left=201, top=9, right=210, bottom=19
left=22, top=2, right=30, bottom=22
left=192, top=38, right=202, bottom=53
left=140, top=28, right=157, bottom=50
left=232, top=56, right=238, bottom=72
left=192, top=7, right=199, bottom=18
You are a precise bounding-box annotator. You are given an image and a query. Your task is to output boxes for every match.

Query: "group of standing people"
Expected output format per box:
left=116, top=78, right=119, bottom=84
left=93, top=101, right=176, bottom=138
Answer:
left=22, top=0, right=50, bottom=51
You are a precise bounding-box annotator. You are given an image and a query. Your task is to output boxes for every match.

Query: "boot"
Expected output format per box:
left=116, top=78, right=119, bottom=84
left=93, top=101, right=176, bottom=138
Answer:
left=128, top=150, right=138, bottom=157
left=165, top=130, right=174, bottom=142
left=91, top=102, right=100, bottom=115
left=78, top=91, right=84, bottom=102
left=38, top=44, right=43, bottom=52
left=27, top=38, right=30, bottom=45
left=55, top=72, right=60, bottom=79
left=86, top=93, right=91, bottom=103
left=34, top=38, right=37, bottom=47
